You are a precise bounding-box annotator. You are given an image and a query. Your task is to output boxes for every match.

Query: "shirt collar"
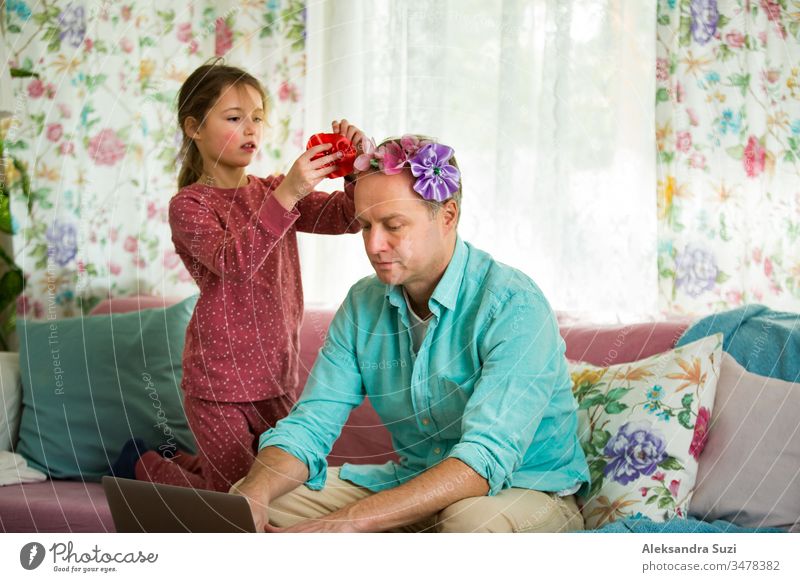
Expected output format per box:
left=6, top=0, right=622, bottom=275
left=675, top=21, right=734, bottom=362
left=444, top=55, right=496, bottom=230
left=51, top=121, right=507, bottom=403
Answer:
left=430, top=236, right=467, bottom=312
left=384, top=236, right=467, bottom=315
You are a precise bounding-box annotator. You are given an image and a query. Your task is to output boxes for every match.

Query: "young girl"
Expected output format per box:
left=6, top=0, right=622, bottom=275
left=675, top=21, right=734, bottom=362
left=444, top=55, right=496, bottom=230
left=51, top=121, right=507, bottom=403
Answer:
left=112, top=60, right=364, bottom=492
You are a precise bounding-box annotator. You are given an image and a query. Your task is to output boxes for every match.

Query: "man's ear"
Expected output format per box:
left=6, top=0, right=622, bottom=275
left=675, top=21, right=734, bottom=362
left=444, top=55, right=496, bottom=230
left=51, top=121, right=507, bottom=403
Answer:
left=183, top=116, right=201, bottom=140
left=441, top=198, right=459, bottom=232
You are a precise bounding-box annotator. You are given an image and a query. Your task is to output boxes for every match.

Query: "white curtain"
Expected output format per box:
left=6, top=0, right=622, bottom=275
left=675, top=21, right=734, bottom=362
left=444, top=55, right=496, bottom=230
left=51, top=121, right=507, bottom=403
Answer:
left=300, top=0, right=658, bottom=320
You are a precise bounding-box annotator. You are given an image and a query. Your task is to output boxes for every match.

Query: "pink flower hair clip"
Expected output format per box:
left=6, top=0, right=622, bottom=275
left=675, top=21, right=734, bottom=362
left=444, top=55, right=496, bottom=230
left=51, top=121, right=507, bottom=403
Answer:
left=354, top=134, right=461, bottom=202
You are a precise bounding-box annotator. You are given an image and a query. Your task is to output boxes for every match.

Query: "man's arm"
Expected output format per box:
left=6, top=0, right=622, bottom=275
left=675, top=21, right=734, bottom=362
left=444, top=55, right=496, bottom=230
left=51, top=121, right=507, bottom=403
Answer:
left=230, top=296, right=365, bottom=529
left=231, top=446, right=309, bottom=532
left=271, top=458, right=487, bottom=533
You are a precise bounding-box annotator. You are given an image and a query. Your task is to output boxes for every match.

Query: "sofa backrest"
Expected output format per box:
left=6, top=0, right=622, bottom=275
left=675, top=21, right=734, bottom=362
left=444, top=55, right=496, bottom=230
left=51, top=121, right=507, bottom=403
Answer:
left=90, top=297, right=692, bottom=466
left=560, top=320, right=692, bottom=367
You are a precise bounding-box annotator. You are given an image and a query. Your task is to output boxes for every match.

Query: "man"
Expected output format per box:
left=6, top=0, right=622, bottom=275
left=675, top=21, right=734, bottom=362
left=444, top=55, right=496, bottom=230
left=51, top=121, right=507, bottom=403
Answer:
left=232, top=135, right=590, bottom=533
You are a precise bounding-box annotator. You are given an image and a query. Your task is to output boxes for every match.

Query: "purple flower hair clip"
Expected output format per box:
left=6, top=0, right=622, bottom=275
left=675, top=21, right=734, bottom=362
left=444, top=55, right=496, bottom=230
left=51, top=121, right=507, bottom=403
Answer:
left=354, top=134, right=461, bottom=202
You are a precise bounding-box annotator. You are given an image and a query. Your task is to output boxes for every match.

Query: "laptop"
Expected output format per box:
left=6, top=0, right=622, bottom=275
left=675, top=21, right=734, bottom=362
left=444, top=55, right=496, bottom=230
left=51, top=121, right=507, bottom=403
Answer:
left=102, top=476, right=257, bottom=533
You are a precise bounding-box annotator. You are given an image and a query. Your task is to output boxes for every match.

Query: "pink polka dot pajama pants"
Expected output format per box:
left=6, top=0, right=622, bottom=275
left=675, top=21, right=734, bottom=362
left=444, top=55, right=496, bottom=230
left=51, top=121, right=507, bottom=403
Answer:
left=135, top=394, right=294, bottom=492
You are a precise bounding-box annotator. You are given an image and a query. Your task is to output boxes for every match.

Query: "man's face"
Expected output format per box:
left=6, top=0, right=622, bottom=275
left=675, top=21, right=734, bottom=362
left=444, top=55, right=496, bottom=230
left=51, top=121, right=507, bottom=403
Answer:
left=354, top=171, right=454, bottom=287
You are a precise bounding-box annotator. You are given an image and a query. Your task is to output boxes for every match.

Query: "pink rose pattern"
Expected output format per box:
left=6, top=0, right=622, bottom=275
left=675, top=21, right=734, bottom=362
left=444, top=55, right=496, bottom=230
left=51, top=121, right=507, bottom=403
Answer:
left=87, top=128, right=126, bottom=166
left=215, top=18, right=233, bottom=56
left=657, top=1, right=800, bottom=315
left=743, top=135, right=766, bottom=177
left=176, top=23, right=193, bottom=43
left=7, top=2, right=305, bottom=318
left=689, top=406, right=711, bottom=461
left=46, top=123, right=63, bottom=142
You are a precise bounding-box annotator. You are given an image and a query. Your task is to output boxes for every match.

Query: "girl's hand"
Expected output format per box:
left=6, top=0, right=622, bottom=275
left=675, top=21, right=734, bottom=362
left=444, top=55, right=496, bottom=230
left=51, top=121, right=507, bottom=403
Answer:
left=331, top=119, right=366, bottom=153
left=274, top=144, right=344, bottom=210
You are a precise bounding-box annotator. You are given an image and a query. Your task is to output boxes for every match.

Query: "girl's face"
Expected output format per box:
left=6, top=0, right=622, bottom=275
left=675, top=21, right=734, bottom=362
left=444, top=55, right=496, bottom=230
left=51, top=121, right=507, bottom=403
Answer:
left=191, top=83, right=265, bottom=170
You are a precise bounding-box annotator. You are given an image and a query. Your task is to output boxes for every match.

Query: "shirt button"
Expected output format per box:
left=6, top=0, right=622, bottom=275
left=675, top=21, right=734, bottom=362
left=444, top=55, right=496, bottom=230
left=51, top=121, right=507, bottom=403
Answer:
left=422, top=418, right=430, bottom=426
left=433, top=447, right=441, bottom=455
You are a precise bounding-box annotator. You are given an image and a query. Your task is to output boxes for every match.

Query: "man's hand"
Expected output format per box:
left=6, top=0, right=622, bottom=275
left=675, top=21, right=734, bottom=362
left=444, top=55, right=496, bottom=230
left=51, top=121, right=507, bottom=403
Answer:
left=228, top=446, right=312, bottom=532
left=229, top=478, right=271, bottom=532
left=264, top=514, right=362, bottom=533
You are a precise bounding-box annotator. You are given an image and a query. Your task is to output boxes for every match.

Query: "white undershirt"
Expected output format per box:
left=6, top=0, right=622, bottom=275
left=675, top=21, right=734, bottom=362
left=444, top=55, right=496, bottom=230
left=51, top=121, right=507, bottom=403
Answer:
left=402, top=288, right=432, bottom=353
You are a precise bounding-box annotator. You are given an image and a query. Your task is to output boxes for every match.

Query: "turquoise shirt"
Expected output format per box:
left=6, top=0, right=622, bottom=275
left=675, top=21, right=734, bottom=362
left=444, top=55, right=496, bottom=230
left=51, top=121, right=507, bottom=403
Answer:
left=260, top=238, right=590, bottom=496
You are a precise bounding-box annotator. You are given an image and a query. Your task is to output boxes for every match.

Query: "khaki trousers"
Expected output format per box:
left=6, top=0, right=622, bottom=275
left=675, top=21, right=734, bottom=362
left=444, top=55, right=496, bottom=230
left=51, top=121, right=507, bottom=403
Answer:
left=266, top=468, right=584, bottom=533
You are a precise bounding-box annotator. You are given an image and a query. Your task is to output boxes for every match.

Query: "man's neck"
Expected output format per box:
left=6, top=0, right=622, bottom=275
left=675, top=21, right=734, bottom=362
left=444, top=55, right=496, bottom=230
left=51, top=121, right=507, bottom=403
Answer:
left=402, top=237, right=457, bottom=319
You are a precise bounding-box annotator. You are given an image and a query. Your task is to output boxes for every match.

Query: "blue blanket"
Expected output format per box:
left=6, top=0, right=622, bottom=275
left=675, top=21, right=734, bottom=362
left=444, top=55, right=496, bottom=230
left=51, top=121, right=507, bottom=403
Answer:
left=583, top=516, right=785, bottom=533
left=676, top=304, right=800, bottom=383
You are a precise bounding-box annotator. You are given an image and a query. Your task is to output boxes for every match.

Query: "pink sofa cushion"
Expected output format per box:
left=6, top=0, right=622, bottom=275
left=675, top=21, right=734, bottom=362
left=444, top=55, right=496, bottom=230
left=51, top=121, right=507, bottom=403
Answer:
left=0, top=481, right=112, bottom=533
left=560, top=320, right=692, bottom=367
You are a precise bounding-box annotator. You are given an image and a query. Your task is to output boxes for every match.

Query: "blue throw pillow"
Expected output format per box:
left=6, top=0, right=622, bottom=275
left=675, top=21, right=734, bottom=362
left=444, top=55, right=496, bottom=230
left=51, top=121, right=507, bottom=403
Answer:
left=16, top=296, right=198, bottom=480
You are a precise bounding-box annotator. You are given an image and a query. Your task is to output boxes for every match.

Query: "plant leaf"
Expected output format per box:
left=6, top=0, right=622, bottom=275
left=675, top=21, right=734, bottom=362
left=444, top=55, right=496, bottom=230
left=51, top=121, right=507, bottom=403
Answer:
left=606, top=387, right=633, bottom=402
left=0, top=270, right=24, bottom=314
left=678, top=409, right=694, bottom=429
left=579, top=394, right=606, bottom=410
left=726, top=145, right=745, bottom=160
left=604, top=401, right=628, bottom=414
left=658, top=456, right=684, bottom=471
left=591, top=429, right=612, bottom=452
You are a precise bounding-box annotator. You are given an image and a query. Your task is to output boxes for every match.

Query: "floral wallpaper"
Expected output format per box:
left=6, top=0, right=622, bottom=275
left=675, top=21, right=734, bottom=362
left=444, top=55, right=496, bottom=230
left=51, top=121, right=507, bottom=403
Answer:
left=3, top=0, right=307, bottom=319
left=657, top=0, right=800, bottom=314
left=5, top=0, right=800, bottom=320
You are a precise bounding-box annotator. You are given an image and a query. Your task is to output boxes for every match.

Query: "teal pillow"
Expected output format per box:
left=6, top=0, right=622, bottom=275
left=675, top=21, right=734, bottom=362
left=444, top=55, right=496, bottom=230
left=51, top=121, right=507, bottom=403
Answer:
left=16, top=296, right=198, bottom=480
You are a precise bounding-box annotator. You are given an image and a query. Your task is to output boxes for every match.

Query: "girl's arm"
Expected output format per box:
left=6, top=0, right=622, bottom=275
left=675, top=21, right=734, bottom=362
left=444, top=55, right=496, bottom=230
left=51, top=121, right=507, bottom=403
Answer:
left=168, top=187, right=298, bottom=283
left=292, top=119, right=365, bottom=235
left=293, top=177, right=362, bottom=235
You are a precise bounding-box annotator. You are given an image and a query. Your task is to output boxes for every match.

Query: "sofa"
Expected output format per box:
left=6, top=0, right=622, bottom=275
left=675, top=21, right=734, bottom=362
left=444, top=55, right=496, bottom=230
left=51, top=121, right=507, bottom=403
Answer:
left=1, top=296, right=797, bottom=533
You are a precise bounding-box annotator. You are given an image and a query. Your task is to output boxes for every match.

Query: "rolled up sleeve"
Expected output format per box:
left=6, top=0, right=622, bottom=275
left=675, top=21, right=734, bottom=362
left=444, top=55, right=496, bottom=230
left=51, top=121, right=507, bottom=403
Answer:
left=259, top=294, right=364, bottom=490
left=446, top=293, right=566, bottom=495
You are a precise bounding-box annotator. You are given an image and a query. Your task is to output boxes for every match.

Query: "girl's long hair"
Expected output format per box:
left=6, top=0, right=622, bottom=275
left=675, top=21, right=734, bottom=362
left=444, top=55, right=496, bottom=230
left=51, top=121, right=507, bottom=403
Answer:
left=176, top=58, right=267, bottom=189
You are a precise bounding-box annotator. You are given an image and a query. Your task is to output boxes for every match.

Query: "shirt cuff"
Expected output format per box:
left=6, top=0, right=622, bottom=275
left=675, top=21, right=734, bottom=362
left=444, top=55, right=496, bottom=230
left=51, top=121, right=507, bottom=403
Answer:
left=260, top=190, right=300, bottom=237
left=258, top=429, right=327, bottom=491
left=447, top=441, right=510, bottom=496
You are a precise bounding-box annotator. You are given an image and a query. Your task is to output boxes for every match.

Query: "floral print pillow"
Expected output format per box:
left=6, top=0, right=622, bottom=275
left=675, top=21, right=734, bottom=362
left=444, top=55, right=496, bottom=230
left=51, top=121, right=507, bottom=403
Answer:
left=570, top=334, right=723, bottom=530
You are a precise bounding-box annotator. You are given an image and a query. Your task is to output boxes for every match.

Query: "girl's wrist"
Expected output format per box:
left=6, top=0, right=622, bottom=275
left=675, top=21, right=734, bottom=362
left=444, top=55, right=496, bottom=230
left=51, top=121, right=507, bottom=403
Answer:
left=274, top=179, right=303, bottom=211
